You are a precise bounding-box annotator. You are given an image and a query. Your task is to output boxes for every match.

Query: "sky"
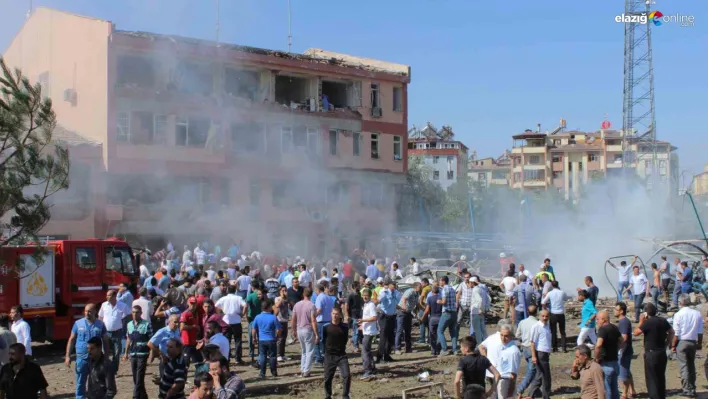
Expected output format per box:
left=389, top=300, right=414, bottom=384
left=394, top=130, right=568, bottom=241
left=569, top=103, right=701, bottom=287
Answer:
left=1, top=0, right=706, bottom=181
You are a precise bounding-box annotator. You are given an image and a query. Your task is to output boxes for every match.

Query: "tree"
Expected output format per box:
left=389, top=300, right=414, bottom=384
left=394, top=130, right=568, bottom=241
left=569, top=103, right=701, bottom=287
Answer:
left=0, top=58, right=70, bottom=266
left=396, top=155, right=447, bottom=231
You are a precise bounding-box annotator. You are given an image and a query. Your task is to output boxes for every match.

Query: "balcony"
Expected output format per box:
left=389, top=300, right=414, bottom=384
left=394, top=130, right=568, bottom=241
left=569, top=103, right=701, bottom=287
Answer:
left=523, top=164, right=546, bottom=170
left=523, top=180, right=546, bottom=187
left=606, top=145, right=622, bottom=152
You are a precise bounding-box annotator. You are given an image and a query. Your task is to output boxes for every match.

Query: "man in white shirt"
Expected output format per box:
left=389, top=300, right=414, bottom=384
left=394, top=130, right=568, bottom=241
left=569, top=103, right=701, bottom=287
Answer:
left=515, top=306, right=538, bottom=397
left=479, top=322, right=509, bottom=399
left=517, top=264, right=532, bottom=281
left=528, top=310, right=552, bottom=399
left=182, top=245, right=192, bottom=265
left=236, top=271, right=252, bottom=299
left=499, top=270, right=517, bottom=320
left=624, top=265, right=650, bottom=322
left=469, top=277, right=486, bottom=344
left=409, top=257, right=419, bottom=275
left=607, top=256, right=636, bottom=302
left=359, top=288, right=378, bottom=379
left=671, top=294, right=704, bottom=397
left=194, top=244, right=207, bottom=267
left=298, top=264, right=312, bottom=291
left=456, top=273, right=474, bottom=338
left=9, top=306, right=32, bottom=357
left=541, top=281, right=569, bottom=353
left=203, top=320, right=230, bottom=359
left=215, top=285, right=248, bottom=363
left=496, top=325, right=521, bottom=399
left=132, top=287, right=153, bottom=324
left=98, top=289, right=130, bottom=373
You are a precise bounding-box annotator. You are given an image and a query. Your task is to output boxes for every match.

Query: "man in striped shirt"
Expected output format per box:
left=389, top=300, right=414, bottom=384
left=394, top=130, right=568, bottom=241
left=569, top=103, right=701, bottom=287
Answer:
left=159, top=338, right=186, bottom=399
left=437, top=276, right=459, bottom=355
left=124, top=305, right=153, bottom=399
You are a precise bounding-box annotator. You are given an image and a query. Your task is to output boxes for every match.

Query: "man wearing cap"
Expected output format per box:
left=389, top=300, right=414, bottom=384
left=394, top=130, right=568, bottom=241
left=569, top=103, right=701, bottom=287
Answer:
left=377, top=279, right=401, bottom=363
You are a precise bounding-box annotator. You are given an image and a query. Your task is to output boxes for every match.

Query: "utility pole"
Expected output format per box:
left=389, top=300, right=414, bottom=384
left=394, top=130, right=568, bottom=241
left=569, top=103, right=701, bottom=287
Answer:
left=287, top=0, right=293, bottom=52
left=216, top=0, right=221, bottom=44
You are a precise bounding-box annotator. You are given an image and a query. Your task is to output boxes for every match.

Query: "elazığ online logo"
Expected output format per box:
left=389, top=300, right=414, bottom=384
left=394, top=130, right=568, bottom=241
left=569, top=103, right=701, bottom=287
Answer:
left=615, top=10, right=694, bottom=27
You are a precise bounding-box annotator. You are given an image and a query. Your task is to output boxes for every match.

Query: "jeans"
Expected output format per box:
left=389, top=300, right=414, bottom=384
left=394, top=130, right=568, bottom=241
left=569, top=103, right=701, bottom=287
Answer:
left=515, top=310, right=526, bottom=326
left=258, top=340, right=277, bottom=376
left=75, top=355, right=90, bottom=399
left=238, top=290, right=248, bottom=300
left=429, top=316, right=441, bottom=355
left=277, top=321, right=288, bottom=357
left=324, top=354, right=351, bottom=399
left=633, top=293, right=646, bottom=322
left=471, top=313, right=486, bottom=345
left=650, top=286, right=661, bottom=308
left=617, top=280, right=632, bottom=302
left=297, top=328, right=316, bottom=374
left=315, top=321, right=327, bottom=363
left=395, top=311, right=413, bottom=352
left=248, top=321, right=257, bottom=360
left=227, top=323, right=243, bottom=362
left=517, top=347, right=536, bottom=395
left=692, top=282, right=708, bottom=301
left=350, top=318, right=360, bottom=350
left=644, top=349, right=667, bottom=399
left=677, top=340, right=697, bottom=395
left=107, top=330, right=123, bottom=373
left=418, top=310, right=428, bottom=343
left=600, top=360, right=620, bottom=399
left=362, top=335, right=376, bottom=375
left=672, top=280, right=682, bottom=307
left=528, top=351, right=550, bottom=399
left=130, top=356, right=148, bottom=399
left=438, top=311, right=458, bottom=353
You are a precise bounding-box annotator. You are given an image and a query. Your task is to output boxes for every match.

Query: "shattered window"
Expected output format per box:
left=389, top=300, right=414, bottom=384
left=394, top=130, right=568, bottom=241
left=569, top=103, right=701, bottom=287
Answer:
left=370, top=133, right=379, bottom=159
left=293, top=125, right=307, bottom=148
left=177, top=62, right=213, bottom=95
left=116, top=112, right=130, bottom=142
left=117, top=55, right=156, bottom=88
left=393, top=136, right=402, bottom=160
left=224, top=67, right=259, bottom=100
left=231, top=122, right=264, bottom=153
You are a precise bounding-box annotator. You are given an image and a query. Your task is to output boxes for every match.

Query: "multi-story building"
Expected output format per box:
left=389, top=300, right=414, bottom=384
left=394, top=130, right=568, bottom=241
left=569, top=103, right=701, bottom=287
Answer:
left=407, top=123, right=468, bottom=190
left=468, top=150, right=511, bottom=188
left=510, top=124, right=678, bottom=199
left=693, top=165, right=708, bottom=198
left=2, top=7, right=411, bottom=255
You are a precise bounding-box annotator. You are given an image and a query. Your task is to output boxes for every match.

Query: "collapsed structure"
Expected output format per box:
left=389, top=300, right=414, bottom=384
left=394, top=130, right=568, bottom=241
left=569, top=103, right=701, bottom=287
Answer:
left=2, top=7, right=412, bottom=256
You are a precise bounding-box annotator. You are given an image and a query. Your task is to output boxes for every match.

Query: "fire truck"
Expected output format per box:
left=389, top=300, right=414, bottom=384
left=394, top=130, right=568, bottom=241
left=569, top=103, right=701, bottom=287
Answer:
left=0, top=238, right=137, bottom=341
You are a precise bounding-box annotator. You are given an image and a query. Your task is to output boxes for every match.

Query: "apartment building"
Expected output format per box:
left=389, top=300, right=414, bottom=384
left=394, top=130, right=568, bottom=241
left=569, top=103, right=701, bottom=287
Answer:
left=407, top=123, right=469, bottom=190
left=468, top=150, right=511, bottom=188
left=692, top=165, right=708, bottom=197
left=510, top=126, right=678, bottom=200
left=2, top=8, right=411, bottom=255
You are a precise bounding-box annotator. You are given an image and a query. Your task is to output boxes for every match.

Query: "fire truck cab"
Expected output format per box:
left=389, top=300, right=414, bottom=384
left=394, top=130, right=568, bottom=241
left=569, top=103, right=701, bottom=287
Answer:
left=0, top=238, right=137, bottom=341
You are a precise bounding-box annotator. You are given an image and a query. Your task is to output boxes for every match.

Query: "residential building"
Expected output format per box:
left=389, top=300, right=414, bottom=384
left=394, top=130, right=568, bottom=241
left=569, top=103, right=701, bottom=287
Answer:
left=2, top=7, right=411, bottom=256
left=510, top=123, right=678, bottom=200
left=693, top=165, right=708, bottom=198
left=407, top=123, right=469, bottom=190
left=468, top=150, right=511, bottom=187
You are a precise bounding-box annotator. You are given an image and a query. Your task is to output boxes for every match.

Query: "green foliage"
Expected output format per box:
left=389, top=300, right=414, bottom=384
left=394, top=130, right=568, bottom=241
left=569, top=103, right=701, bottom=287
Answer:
left=0, top=58, right=70, bottom=273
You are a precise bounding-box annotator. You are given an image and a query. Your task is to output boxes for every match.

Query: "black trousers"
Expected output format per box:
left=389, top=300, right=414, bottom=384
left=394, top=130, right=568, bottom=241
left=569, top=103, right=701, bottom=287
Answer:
left=324, top=354, right=351, bottom=399
left=528, top=351, right=551, bottom=399
left=183, top=345, right=203, bottom=368
left=549, top=313, right=566, bottom=352
left=227, top=323, right=243, bottom=362
left=277, top=321, right=289, bottom=357
left=377, top=314, right=396, bottom=360
left=130, top=356, right=148, bottom=399
left=429, top=317, right=440, bottom=355
left=644, top=349, right=667, bottom=399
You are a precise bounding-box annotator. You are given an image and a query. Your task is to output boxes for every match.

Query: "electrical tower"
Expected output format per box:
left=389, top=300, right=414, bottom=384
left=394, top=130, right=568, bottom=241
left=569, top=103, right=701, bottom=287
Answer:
left=622, top=0, right=657, bottom=181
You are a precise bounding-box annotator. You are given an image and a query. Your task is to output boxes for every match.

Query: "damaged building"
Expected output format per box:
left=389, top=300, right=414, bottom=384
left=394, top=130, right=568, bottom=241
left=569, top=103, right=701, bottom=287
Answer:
left=2, top=7, right=411, bottom=256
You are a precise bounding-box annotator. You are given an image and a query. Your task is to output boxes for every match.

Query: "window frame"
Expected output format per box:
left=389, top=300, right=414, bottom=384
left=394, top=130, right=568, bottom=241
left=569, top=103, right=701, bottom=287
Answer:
left=393, top=135, right=402, bottom=161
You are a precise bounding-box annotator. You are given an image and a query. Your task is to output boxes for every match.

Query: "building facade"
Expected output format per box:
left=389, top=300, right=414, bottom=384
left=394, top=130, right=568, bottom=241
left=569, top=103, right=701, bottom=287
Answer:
left=468, top=150, right=511, bottom=188
left=693, top=165, right=708, bottom=198
left=3, top=7, right=411, bottom=256
left=510, top=126, right=678, bottom=200
left=407, top=123, right=468, bottom=190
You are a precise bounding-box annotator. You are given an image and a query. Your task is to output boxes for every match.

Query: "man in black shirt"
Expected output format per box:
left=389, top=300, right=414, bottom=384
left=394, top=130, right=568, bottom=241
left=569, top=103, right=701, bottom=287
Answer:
left=595, top=310, right=623, bottom=399
left=455, top=336, right=500, bottom=399
left=287, top=277, right=304, bottom=307
left=0, top=343, right=48, bottom=399
left=322, top=306, right=350, bottom=399
left=632, top=303, right=674, bottom=399
left=344, top=281, right=364, bottom=352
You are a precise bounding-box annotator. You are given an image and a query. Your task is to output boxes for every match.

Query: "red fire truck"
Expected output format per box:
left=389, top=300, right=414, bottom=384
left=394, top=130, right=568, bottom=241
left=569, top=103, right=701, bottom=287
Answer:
left=0, top=238, right=137, bottom=341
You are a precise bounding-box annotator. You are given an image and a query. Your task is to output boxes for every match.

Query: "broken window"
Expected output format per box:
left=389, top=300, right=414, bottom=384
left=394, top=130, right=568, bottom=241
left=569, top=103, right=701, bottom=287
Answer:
left=281, top=126, right=293, bottom=153
left=433, top=156, right=439, bottom=164
left=370, top=133, right=379, bottom=159
left=176, top=62, right=213, bottom=95
left=117, top=55, right=156, bottom=88
left=329, top=130, right=338, bottom=155
left=231, top=122, right=265, bottom=153
left=224, top=67, right=259, bottom=100
left=447, top=171, right=454, bottom=180
left=275, top=75, right=309, bottom=106
left=321, top=80, right=348, bottom=109
left=154, top=115, right=168, bottom=145
left=370, top=83, right=380, bottom=109
left=130, top=111, right=155, bottom=145
left=293, top=125, right=307, bottom=148
left=393, top=87, right=402, bottom=112
left=307, top=127, right=319, bottom=154
left=393, top=136, right=402, bottom=160
left=433, top=171, right=440, bottom=180
left=175, top=116, right=210, bottom=147
left=353, top=132, right=361, bottom=156
left=116, top=112, right=130, bottom=142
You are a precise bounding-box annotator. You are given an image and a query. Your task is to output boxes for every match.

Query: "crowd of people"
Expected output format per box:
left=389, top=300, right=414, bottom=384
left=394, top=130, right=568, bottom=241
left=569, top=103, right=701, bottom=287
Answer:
left=0, top=240, right=707, bottom=399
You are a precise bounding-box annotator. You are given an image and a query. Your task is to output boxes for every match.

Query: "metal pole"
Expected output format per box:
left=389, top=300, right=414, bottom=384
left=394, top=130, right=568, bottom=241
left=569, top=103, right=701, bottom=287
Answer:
left=685, top=192, right=708, bottom=248
left=468, top=195, right=476, bottom=235
left=287, top=0, right=293, bottom=52
left=216, top=0, right=220, bottom=43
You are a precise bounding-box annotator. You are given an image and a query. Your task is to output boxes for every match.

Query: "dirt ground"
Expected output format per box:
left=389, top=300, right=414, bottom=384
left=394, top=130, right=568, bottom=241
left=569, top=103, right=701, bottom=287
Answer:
left=35, top=315, right=708, bottom=399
